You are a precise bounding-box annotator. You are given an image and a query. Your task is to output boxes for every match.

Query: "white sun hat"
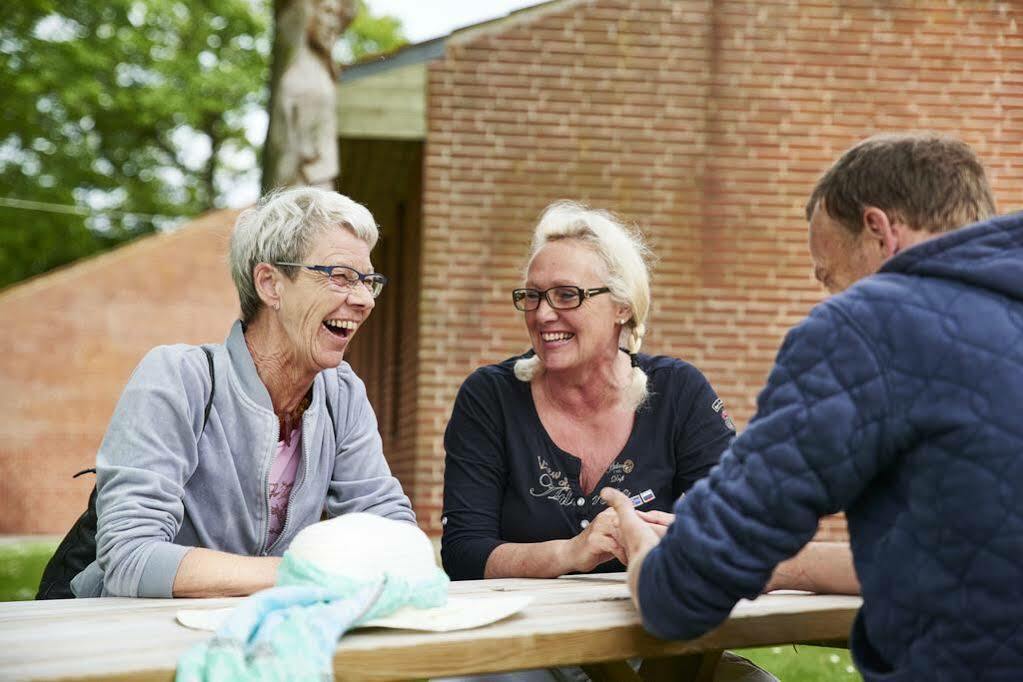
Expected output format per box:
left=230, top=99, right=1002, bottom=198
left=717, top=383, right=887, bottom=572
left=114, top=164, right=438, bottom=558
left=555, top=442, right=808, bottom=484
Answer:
left=177, top=513, right=531, bottom=632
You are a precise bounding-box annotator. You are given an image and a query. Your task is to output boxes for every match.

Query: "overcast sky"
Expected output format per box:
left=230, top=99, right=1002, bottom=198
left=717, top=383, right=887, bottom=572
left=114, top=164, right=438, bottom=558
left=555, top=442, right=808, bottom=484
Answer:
left=369, top=0, right=548, bottom=43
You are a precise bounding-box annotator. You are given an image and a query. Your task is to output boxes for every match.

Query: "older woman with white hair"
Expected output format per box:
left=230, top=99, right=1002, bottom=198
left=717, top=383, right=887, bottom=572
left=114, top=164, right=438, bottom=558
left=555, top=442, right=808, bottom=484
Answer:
left=441, top=201, right=736, bottom=580
left=68, top=186, right=414, bottom=599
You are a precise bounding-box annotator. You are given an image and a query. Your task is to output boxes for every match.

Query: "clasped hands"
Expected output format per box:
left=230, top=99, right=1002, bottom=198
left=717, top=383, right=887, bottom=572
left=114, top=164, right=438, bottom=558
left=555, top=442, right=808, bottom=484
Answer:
left=565, top=488, right=671, bottom=573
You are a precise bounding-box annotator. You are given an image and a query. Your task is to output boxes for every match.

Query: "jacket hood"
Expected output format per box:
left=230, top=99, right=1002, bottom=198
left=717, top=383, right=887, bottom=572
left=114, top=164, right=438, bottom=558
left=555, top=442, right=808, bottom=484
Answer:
left=880, top=211, right=1023, bottom=303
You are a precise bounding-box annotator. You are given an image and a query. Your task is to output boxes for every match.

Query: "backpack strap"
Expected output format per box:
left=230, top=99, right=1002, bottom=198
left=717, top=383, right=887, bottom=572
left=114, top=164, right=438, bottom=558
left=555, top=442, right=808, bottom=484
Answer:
left=72, top=346, right=216, bottom=481
left=200, top=345, right=215, bottom=434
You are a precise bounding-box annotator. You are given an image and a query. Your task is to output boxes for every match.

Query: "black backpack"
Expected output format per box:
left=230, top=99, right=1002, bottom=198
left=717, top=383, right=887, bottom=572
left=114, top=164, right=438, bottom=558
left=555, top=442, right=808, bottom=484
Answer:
left=36, top=347, right=216, bottom=599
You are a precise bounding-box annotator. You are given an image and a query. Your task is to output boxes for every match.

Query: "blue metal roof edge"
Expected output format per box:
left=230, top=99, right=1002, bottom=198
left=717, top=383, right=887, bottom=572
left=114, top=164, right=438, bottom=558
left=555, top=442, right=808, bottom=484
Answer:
left=339, top=37, right=447, bottom=83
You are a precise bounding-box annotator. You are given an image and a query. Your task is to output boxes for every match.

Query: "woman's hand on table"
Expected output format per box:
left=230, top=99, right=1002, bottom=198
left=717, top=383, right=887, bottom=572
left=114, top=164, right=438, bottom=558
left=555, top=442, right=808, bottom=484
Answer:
left=565, top=506, right=625, bottom=572
left=764, top=541, right=861, bottom=595
left=635, top=509, right=674, bottom=538
left=173, top=548, right=282, bottom=598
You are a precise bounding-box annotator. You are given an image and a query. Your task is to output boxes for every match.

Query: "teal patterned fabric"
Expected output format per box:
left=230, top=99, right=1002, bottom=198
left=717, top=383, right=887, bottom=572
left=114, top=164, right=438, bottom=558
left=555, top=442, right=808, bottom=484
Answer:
left=176, top=553, right=449, bottom=681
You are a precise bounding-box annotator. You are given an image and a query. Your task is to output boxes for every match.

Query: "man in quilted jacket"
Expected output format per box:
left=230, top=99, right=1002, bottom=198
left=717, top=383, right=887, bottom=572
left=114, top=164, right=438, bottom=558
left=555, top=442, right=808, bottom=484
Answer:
left=604, top=134, right=1023, bottom=681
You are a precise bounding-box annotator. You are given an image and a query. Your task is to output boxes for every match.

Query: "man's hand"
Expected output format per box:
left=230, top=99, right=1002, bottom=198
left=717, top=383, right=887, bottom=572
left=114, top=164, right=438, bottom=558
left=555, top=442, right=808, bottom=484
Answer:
left=601, top=487, right=661, bottom=608
left=601, top=489, right=660, bottom=561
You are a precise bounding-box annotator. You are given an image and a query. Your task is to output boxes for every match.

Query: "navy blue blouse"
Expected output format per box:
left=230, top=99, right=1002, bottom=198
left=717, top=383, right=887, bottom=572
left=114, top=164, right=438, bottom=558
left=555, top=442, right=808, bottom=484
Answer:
left=441, top=352, right=735, bottom=580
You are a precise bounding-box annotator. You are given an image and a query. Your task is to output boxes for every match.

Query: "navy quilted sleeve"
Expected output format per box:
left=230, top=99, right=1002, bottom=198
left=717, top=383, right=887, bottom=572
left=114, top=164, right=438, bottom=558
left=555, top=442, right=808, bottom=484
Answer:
left=637, top=300, right=896, bottom=640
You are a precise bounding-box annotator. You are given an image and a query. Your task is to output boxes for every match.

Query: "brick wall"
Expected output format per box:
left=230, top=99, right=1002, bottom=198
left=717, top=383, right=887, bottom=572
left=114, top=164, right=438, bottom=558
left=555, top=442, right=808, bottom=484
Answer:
left=5, top=0, right=1021, bottom=543
left=0, top=210, right=241, bottom=534
left=413, top=0, right=1023, bottom=537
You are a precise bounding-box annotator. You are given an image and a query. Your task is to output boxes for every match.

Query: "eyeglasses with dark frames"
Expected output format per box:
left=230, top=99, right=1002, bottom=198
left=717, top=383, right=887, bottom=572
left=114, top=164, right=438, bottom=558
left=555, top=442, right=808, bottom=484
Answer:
left=511, top=286, right=611, bottom=312
left=274, top=262, right=388, bottom=298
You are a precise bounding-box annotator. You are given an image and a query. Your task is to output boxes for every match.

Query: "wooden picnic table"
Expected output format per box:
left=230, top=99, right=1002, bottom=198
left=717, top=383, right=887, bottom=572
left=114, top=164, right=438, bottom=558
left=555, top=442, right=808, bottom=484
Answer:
left=0, top=574, right=861, bottom=681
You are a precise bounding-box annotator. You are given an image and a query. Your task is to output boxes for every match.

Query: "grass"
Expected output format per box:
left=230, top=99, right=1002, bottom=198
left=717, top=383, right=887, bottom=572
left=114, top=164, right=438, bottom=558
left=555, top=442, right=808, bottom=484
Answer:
left=0, top=541, right=862, bottom=680
left=0, top=540, right=58, bottom=601
left=735, top=645, right=863, bottom=680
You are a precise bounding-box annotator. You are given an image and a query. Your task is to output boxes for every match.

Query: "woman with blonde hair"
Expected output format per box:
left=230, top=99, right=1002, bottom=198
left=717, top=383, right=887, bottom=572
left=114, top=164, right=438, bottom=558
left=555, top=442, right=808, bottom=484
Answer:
left=442, top=201, right=735, bottom=579
left=440, top=201, right=775, bottom=681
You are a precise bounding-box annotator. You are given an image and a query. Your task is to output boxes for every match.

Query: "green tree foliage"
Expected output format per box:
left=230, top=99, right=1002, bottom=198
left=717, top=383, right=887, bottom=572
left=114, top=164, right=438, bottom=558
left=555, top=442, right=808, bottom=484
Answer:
left=346, top=0, right=404, bottom=61
left=0, top=0, right=404, bottom=291
left=0, top=0, right=270, bottom=289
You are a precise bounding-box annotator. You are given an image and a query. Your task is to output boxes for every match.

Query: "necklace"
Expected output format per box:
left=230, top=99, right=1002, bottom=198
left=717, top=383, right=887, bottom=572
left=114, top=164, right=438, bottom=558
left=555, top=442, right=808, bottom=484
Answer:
left=278, top=393, right=312, bottom=444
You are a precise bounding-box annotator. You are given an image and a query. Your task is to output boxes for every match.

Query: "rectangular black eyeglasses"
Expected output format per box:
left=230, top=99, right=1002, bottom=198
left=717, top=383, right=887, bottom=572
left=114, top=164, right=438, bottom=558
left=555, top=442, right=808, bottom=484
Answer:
left=274, top=262, right=388, bottom=298
left=511, top=286, right=610, bottom=311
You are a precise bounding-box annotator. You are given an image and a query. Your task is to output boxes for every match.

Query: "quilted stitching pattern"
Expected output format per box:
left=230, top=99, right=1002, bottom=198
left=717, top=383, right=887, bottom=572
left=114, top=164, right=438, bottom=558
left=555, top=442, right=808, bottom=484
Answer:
left=638, top=213, right=1023, bottom=681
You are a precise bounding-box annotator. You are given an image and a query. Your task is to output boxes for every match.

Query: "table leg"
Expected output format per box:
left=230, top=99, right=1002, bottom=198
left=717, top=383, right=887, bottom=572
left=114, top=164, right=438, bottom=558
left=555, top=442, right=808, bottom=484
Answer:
left=582, top=661, right=643, bottom=682
left=638, top=651, right=722, bottom=682
left=582, top=651, right=723, bottom=682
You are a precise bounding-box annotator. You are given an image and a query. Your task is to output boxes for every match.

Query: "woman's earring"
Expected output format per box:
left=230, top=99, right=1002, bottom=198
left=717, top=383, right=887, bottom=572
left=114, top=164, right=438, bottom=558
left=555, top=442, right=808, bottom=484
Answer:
left=274, top=301, right=281, bottom=312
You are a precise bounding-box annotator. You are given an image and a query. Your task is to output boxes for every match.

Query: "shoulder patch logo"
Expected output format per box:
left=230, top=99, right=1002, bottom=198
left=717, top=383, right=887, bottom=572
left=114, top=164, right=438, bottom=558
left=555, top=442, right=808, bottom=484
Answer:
left=712, top=398, right=736, bottom=431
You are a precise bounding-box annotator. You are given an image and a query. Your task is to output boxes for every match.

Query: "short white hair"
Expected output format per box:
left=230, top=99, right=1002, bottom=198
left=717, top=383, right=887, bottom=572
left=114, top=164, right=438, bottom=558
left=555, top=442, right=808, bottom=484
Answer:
left=229, top=187, right=378, bottom=322
left=513, top=201, right=653, bottom=409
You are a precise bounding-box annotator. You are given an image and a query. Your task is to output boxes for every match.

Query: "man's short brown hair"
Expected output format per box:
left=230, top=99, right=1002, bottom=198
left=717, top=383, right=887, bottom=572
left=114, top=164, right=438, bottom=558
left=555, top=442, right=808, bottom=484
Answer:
left=805, top=134, right=996, bottom=234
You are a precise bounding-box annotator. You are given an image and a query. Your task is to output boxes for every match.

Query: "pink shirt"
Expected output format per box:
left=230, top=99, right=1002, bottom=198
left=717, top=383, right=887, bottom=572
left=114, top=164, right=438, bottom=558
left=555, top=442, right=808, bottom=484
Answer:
left=267, top=427, right=301, bottom=546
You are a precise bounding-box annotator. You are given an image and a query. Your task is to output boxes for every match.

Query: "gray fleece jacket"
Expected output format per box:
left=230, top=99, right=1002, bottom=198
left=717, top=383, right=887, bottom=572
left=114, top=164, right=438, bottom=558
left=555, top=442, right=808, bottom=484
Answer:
left=71, top=321, right=415, bottom=598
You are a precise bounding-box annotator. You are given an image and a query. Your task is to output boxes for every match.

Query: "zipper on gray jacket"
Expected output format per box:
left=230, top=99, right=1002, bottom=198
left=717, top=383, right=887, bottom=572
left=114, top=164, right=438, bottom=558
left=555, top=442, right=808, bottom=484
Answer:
left=259, top=411, right=276, bottom=556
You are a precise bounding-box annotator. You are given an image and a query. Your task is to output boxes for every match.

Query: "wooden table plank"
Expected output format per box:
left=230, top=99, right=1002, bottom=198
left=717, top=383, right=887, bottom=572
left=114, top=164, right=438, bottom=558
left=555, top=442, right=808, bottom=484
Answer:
left=0, top=577, right=861, bottom=682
